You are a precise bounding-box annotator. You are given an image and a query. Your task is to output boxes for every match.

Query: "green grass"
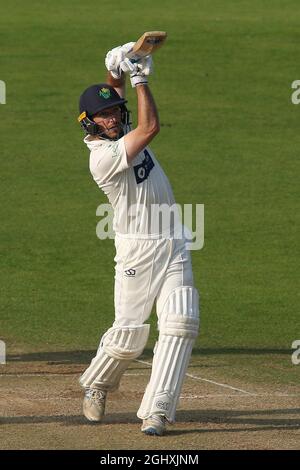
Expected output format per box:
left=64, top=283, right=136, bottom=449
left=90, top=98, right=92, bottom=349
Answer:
left=0, top=0, right=299, bottom=368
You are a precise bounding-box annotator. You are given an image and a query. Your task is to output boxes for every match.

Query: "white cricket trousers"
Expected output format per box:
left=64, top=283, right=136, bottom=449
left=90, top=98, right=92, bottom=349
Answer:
left=113, top=234, right=194, bottom=327
left=80, top=233, right=199, bottom=423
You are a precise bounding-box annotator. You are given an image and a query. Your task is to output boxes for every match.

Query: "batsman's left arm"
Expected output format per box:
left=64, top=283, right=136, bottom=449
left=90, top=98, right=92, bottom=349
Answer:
left=105, top=42, right=138, bottom=98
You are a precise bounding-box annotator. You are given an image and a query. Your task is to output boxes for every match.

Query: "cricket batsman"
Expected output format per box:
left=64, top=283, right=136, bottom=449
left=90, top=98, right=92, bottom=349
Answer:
left=77, top=39, right=200, bottom=436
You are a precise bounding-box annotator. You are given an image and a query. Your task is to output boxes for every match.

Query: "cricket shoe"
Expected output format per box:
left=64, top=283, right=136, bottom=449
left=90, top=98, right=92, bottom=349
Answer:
left=83, top=388, right=107, bottom=422
left=141, top=415, right=167, bottom=436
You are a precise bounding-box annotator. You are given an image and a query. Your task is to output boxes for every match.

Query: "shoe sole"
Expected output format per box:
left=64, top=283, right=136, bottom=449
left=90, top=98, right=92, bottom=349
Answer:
left=83, top=407, right=104, bottom=423
left=84, top=415, right=103, bottom=423
left=142, top=426, right=164, bottom=436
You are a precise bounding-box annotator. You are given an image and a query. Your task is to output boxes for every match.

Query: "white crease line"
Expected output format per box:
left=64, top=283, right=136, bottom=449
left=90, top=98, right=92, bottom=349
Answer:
left=135, top=359, right=256, bottom=396
left=0, top=368, right=296, bottom=399
left=135, top=359, right=154, bottom=367
left=179, top=392, right=299, bottom=398
left=186, top=372, right=257, bottom=396
left=124, top=373, right=148, bottom=376
left=179, top=394, right=264, bottom=399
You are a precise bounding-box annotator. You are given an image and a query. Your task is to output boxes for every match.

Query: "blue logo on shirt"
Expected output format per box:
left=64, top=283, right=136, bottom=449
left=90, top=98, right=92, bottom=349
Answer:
left=133, top=149, right=155, bottom=184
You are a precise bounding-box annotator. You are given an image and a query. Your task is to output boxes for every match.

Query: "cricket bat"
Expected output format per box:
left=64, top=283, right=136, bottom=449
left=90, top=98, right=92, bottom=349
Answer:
left=125, top=31, right=167, bottom=63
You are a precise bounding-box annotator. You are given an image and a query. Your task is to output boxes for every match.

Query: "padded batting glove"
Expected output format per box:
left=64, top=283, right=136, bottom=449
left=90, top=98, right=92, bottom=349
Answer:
left=136, top=55, right=153, bottom=76
left=105, top=42, right=137, bottom=79
left=129, top=55, right=153, bottom=87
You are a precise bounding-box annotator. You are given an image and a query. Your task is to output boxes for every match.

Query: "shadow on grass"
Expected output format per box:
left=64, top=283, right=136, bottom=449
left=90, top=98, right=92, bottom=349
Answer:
left=6, top=348, right=293, bottom=364
left=1, top=408, right=300, bottom=433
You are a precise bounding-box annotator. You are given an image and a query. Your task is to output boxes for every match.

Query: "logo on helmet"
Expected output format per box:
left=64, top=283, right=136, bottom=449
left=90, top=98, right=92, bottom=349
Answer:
left=99, top=87, right=111, bottom=99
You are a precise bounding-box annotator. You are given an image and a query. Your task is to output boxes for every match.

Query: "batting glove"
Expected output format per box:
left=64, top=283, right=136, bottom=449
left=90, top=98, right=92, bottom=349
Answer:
left=105, top=42, right=137, bottom=79
left=129, top=56, right=153, bottom=87
left=136, top=55, right=153, bottom=76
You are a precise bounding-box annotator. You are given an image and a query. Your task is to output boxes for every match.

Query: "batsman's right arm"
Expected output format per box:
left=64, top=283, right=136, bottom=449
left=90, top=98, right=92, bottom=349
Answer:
left=124, top=84, right=160, bottom=162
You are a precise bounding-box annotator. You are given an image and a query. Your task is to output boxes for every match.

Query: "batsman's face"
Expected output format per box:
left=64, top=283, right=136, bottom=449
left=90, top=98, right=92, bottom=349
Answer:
left=93, top=106, right=122, bottom=138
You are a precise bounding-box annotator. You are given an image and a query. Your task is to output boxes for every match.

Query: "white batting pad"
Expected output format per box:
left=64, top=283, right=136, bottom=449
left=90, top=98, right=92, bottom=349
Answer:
left=159, top=285, right=199, bottom=329
left=80, top=324, right=150, bottom=391
left=137, top=286, right=199, bottom=422
left=101, top=324, right=150, bottom=359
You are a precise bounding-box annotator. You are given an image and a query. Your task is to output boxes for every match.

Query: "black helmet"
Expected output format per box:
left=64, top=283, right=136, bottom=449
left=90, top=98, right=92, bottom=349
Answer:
left=78, top=84, right=129, bottom=138
left=79, top=84, right=127, bottom=117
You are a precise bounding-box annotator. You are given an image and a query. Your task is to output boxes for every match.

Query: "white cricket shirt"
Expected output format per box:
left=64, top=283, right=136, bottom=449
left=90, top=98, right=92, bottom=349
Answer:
left=85, top=135, right=180, bottom=238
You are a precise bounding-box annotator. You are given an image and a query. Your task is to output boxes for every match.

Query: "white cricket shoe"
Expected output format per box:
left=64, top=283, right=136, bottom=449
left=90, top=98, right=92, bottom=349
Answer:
left=83, top=388, right=107, bottom=422
left=141, top=415, right=167, bottom=436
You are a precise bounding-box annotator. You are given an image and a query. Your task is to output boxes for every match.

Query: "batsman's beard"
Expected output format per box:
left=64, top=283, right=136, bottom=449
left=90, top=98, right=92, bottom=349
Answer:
left=98, top=122, right=123, bottom=140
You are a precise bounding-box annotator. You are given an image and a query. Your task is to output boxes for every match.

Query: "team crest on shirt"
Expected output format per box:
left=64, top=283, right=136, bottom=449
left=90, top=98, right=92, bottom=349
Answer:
left=111, top=142, right=119, bottom=158
left=99, top=87, right=111, bottom=99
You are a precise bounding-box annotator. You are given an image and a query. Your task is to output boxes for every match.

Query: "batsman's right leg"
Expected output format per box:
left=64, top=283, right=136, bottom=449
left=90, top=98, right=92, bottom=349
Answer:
left=137, top=286, right=199, bottom=424
left=80, top=324, right=150, bottom=391
left=79, top=324, right=150, bottom=422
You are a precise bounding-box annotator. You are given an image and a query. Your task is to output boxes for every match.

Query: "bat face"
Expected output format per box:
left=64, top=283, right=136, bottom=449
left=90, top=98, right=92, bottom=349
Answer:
left=125, top=31, right=167, bottom=62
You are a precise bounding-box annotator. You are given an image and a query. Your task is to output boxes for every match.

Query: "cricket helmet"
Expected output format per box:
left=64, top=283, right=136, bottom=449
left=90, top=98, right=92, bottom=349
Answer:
left=78, top=84, right=130, bottom=138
